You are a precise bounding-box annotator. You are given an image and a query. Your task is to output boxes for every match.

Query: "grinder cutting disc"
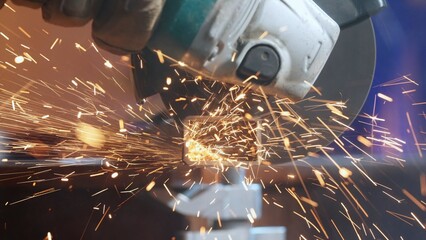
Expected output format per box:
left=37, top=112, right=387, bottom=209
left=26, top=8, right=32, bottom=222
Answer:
left=275, top=19, right=377, bottom=163
left=131, top=19, right=376, bottom=164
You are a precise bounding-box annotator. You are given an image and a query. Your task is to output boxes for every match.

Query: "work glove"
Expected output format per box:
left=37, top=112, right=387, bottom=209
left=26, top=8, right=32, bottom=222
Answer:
left=10, top=0, right=164, bottom=55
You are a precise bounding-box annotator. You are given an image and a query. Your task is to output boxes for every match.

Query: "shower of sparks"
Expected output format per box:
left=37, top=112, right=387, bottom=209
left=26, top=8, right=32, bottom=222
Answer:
left=0, top=7, right=425, bottom=240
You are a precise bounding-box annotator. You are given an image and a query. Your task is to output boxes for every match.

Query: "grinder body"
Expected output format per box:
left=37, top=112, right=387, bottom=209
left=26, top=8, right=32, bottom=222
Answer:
left=145, top=0, right=340, bottom=100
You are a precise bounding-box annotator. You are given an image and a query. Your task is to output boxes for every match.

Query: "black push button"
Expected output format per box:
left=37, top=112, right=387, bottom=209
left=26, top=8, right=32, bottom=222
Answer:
left=237, top=45, right=280, bottom=85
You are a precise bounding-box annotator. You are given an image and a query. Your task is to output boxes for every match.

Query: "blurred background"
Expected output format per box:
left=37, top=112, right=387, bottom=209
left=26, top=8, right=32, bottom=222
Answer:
left=353, top=0, right=426, bottom=158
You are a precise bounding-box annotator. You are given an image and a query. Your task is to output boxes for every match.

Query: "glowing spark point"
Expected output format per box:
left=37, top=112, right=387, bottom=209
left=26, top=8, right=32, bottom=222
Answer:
left=119, top=119, right=126, bottom=132
left=50, top=38, right=59, bottom=49
left=214, top=133, right=220, bottom=142
left=313, top=170, right=325, bottom=187
left=377, top=93, right=393, bottom=102
left=244, top=113, right=253, bottom=120
left=411, top=212, right=426, bottom=229
left=14, top=56, right=24, bottom=64
left=259, top=31, right=269, bottom=39
left=217, top=212, right=222, bottom=227
left=250, top=208, right=257, bottom=219
left=104, top=60, right=113, bottom=68
left=247, top=213, right=255, bottom=223
left=284, top=137, right=290, bottom=148
left=23, top=52, right=36, bottom=63
left=339, top=168, right=352, bottom=179
left=231, top=52, right=237, bottom=62
left=235, top=93, right=246, bottom=101
left=199, top=226, right=206, bottom=235
left=156, top=50, right=165, bottom=63
left=18, top=26, right=31, bottom=38
left=74, top=43, right=87, bottom=52
left=280, top=111, right=291, bottom=117
left=300, top=197, right=319, bottom=208
left=242, top=75, right=258, bottom=84
left=39, top=53, right=50, bottom=62
left=357, top=135, right=372, bottom=147
left=111, top=172, right=119, bottom=179
left=406, top=112, right=423, bottom=158
left=75, top=122, right=105, bottom=148
left=166, top=77, right=172, bottom=85
left=91, top=42, right=99, bottom=52
left=146, top=181, right=156, bottom=191
left=273, top=202, right=284, bottom=208
left=3, top=3, right=16, bottom=12
left=0, top=32, right=9, bottom=40
left=304, top=80, right=322, bottom=96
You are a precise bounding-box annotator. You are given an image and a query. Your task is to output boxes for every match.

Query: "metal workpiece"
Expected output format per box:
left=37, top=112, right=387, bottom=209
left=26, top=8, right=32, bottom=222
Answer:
left=183, top=226, right=286, bottom=240
left=157, top=182, right=262, bottom=220
left=155, top=168, right=287, bottom=239
left=154, top=171, right=288, bottom=240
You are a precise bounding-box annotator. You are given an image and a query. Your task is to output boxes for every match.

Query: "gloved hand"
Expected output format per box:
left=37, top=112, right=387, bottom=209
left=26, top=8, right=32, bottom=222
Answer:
left=11, top=0, right=163, bottom=55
